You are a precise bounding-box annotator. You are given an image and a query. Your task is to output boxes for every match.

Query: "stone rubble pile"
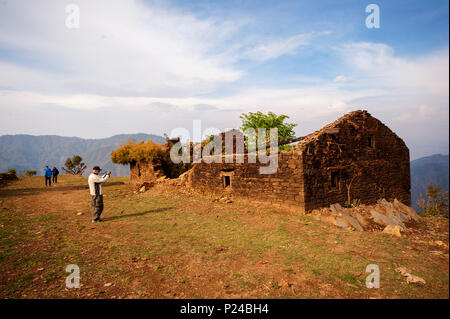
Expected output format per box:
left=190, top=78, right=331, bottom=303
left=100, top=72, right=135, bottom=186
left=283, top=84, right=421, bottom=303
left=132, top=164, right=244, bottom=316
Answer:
left=308, top=198, right=422, bottom=236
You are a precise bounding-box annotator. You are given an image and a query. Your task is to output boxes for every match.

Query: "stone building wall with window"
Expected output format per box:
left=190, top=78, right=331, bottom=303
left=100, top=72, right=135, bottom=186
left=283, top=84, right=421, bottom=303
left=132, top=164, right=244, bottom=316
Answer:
left=185, top=152, right=306, bottom=209
left=299, top=110, right=411, bottom=211
left=128, top=110, right=411, bottom=212
left=184, top=110, right=411, bottom=212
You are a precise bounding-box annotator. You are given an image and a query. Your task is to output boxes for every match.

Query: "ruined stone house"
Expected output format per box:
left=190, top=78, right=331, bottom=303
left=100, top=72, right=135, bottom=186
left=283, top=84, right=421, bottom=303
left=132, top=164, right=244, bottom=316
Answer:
left=130, top=110, right=411, bottom=213
left=129, top=160, right=164, bottom=185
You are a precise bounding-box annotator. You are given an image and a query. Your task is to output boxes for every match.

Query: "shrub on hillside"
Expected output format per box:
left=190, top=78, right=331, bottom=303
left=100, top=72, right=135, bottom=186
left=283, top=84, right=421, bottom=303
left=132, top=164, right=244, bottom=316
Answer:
left=111, top=139, right=165, bottom=164
left=7, top=168, right=17, bottom=176
left=417, top=184, right=449, bottom=217
left=111, top=139, right=188, bottom=178
left=24, top=170, right=37, bottom=177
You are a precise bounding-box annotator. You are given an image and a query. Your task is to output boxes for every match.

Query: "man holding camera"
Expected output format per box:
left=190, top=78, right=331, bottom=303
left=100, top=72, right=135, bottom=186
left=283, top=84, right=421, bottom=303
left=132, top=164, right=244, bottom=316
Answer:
left=88, top=166, right=111, bottom=223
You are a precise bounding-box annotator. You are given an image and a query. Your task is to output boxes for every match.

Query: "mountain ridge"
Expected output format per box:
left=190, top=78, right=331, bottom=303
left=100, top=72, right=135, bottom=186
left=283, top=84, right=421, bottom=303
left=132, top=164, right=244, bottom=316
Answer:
left=410, top=153, right=449, bottom=210
left=0, top=133, right=165, bottom=176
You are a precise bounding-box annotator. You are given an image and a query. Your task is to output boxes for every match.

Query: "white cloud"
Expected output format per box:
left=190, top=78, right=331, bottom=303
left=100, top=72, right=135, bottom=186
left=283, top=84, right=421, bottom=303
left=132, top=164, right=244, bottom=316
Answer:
left=2, top=40, right=447, bottom=140
left=337, top=42, right=449, bottom=97
left=244, top=30, right=332, bottom=61
left=393, top=105, right=447, bottom=123
left=245, top=33, right=311, bottom=61
left=0, top=0, right=244, bottom=97
left=0, top=1, right=330, bottom=97
left=418, top=105, right=439, bottom=117
left=333, top=75, right=352, bottom=82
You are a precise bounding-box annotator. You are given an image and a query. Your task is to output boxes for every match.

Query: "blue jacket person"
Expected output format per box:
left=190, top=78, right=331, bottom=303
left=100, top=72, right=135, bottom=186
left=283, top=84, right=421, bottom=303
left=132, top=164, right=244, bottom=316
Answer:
left=44, top=166, right=53, bottom=186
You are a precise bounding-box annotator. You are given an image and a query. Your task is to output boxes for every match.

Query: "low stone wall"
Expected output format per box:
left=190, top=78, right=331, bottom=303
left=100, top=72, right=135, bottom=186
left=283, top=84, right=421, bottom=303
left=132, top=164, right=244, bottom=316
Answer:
left=185, top=152, right=307, bottom=212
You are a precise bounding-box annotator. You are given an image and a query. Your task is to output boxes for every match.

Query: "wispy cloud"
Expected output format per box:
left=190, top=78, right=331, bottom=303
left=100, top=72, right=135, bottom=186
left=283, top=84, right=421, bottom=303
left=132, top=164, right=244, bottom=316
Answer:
left=333, top=75, right=352, bottom=83
left=244, top=30, right=332, bottom=61
left=0, top=0, right=244, bottom=97
left=245, top=33, right=312, bottom=61
left=337, top=42, right=449, bottom=97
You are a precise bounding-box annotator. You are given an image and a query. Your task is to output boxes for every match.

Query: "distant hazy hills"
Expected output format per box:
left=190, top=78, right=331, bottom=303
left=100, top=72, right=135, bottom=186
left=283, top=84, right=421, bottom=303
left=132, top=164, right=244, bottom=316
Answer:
left=0, top=135, right=448, bottom=209
left=410, top=154, right=449, bottom=210
left=0, top=133, right=165, bottom=177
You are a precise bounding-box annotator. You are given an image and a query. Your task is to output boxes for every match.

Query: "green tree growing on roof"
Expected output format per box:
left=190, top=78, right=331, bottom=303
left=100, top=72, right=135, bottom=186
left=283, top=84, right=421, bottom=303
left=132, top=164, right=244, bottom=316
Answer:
left=240, top=111, right=298, bottom=151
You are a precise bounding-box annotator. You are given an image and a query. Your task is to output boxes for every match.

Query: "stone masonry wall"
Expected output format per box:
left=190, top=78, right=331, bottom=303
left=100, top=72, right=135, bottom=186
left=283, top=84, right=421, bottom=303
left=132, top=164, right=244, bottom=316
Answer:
left=128, top=110, right=411, bottom=213
left=186, top=153, right=307, bottom=211
left=129, top=161, right=163, bottom=186
left=299, top=110, right=410, bottom=211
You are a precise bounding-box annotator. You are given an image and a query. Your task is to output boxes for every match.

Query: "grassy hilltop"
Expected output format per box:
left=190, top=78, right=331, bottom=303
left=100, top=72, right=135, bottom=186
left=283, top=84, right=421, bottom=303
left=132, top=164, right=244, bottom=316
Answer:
left=0, top=175, right=448, bottom=298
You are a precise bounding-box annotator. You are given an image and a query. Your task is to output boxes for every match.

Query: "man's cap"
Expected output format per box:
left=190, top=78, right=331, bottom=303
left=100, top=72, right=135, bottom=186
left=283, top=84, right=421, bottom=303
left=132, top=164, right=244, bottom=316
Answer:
left=92, top=166, right=102, bottom=171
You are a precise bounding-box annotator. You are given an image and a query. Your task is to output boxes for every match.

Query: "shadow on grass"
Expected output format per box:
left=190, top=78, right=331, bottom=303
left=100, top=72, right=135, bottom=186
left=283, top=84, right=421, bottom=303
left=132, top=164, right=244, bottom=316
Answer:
left=0, top=181, right=126, bottom=198
left=103, top=207, right=174, bottom=222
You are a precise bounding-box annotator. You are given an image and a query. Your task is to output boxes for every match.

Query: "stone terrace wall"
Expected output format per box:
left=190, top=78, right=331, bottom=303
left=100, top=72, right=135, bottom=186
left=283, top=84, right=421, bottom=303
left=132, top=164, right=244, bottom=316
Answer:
left=299, top=110, right=410, bottom=211
left=186, top=152, right=307, bottom=211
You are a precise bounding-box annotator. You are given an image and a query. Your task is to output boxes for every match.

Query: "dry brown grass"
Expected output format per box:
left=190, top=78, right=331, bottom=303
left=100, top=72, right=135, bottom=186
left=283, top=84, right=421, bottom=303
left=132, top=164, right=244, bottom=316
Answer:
left=0, top=175, right=448, bottom=298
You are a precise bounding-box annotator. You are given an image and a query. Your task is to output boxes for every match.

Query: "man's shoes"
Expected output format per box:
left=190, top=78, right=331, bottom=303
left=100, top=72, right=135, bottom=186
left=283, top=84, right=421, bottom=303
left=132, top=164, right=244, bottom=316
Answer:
left=91, top=219, right=103, bottom=223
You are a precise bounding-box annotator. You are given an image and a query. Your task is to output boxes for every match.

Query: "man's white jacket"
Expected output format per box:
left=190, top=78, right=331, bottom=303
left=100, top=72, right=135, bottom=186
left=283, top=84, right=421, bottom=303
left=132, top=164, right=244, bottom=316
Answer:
left=88, top=173, right=110, bottom=196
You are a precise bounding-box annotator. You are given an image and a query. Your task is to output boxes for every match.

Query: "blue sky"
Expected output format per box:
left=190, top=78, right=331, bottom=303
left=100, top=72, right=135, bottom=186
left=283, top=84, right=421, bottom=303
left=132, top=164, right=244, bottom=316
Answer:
left=0, top=0, right=448, bottom=159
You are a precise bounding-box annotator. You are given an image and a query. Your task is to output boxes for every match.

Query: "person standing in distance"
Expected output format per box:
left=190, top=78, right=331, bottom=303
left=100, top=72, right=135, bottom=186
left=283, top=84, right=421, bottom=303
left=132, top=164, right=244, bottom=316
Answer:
left=44, top=166, right=53, bottom=186
left=88, top=166, right=111, bottom=223
left=52, top=166, right=59, bottom=184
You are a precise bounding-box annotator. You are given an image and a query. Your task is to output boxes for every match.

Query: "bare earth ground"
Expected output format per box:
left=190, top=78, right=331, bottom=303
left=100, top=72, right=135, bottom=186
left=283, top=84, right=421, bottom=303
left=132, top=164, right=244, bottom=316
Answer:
left=0, top=175, right=448, bottom=299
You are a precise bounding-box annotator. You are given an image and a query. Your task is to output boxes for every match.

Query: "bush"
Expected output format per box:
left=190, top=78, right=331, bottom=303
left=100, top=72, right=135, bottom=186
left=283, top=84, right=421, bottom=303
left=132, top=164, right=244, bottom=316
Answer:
left=7, top=168, right=17, bottom=176
left=417, top=184, right=449, bottom=217
left=111, top=139, right=188, bottom=178
left=25, top=170, right=37, bottom=177
left=111, top=139, right=165, bottom=164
